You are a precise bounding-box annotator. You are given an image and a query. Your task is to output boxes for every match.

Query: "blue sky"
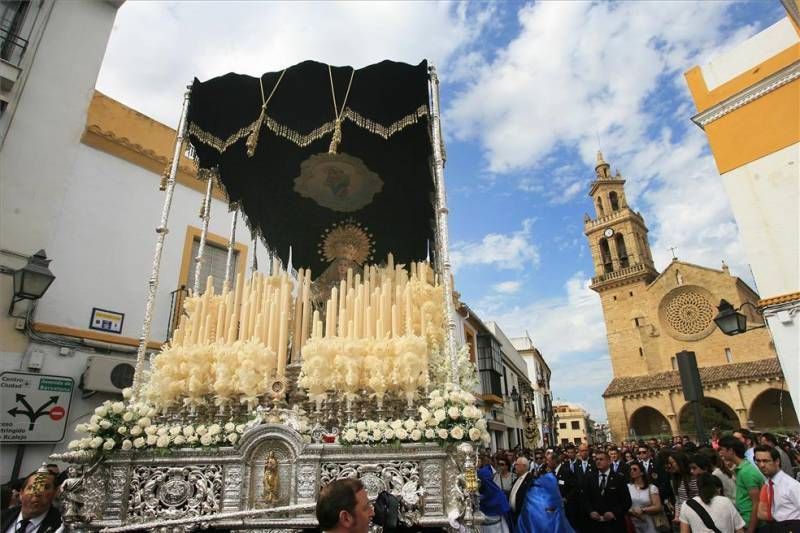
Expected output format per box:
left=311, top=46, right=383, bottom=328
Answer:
left=97, top=1, right=787, bottom=420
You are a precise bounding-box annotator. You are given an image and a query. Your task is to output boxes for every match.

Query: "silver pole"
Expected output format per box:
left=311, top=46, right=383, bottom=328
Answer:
left=428, top=65, right=459, bottom=384
left=224, top=208, right=238, bottom=287
left=193, top=175, right=214, bottom=294
left=131, top=86, right=192, bottom=402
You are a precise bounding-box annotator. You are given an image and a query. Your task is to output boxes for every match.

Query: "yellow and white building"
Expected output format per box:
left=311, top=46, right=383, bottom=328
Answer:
left=684, top=3, right=800, bottom=414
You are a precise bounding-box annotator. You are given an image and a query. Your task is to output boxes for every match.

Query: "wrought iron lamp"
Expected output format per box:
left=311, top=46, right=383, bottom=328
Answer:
left=510, top=386, right=519, bottom=403
left=7, top=250, right=55, bottom=315
left=714, top=299, right=765, bottom=336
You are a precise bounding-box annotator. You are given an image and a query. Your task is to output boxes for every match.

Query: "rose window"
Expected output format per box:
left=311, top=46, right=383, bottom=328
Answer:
left=662, top=289, right=715, bottom=337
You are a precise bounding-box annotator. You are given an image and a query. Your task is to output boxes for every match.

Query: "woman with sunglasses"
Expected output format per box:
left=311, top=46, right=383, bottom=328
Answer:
left=627, top=461, right=663, bottom=533
left=493, top=456, right=516, bottom=499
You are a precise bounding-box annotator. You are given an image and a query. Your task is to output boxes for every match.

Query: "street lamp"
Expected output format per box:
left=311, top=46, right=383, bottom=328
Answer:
left=7, top=250, right=56, bottom=315
left=714, top=299, right=765, bottom=336
left=510, top=386, right=519, bottom=403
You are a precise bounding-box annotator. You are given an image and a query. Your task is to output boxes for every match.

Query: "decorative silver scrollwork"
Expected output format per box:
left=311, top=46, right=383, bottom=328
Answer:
left=296, top=464, right=317, bottom=499
left=128, top=464, right=222, bottom=522
left=320, top=461, right=423, bottom=508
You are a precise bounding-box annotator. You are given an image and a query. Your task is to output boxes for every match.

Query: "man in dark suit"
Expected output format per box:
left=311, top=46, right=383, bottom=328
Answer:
left=552, top=453, right=580, bottom=531
left=608, top=447, right=629, bottom=481
left=1, top=467, right=63, bottom=533
left=574, top=443, right=595, bottom=483
left=637, top=445, right=655, bottom=478
left=509, top=456, right=534, bottom=521
left=580, top=450, right=632, bottom=533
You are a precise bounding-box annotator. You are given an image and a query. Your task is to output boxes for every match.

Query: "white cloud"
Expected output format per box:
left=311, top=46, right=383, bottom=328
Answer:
left=450, top=218, right=539, bottom=271
left=480, top=271, right=607, bottom=361
left=492, top=280, right=522, bottom=294
left=98, top=1, right=493, bottom=126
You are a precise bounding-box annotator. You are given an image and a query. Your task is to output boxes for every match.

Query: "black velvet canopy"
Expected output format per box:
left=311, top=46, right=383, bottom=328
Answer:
left=187, top=59, right=435, bottom=278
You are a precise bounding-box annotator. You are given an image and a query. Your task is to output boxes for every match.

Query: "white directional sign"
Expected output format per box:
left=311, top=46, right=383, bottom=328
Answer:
left=0, top=372, right=74, bottom=443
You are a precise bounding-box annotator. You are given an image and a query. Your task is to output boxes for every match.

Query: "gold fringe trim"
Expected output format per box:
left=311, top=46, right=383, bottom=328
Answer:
left=188, top=105, right=429, bottom=155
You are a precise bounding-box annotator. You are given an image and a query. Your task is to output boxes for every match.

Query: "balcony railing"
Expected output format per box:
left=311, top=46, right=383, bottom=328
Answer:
left=591, top=263, right=649, bottom=285
left=583, top=209, right=645, bottom=230
left=1, top=24, right=28, bottom=67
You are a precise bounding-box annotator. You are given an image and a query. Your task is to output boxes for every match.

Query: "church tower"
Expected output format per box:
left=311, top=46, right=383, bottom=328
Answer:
left=584, top=151, right=658, bottom=376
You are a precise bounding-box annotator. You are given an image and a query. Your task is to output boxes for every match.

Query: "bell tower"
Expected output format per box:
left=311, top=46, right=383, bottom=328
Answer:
left=584, top=151, right=657, bottom=291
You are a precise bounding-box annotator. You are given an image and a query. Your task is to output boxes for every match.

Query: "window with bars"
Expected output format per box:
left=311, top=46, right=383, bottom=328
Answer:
left=190, top=239, right=238, bottom=295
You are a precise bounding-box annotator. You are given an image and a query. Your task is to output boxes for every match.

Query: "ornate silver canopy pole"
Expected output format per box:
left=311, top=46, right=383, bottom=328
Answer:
left=427, top=65, right=459, bottom=384
left=192, top=174, right=214, bottom=294
left=131, top=86, right=192, bottom=402
left=223, top=208, right=238, bottom=287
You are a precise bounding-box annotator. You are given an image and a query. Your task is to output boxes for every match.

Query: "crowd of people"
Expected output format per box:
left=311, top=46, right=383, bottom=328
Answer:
left=477, top=429, right=800, bottom=533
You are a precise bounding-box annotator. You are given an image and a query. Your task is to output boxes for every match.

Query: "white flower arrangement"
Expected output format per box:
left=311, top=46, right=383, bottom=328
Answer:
left=338, top=384, right=490, bottom=446
left=66, top=396, right=249, bottom=455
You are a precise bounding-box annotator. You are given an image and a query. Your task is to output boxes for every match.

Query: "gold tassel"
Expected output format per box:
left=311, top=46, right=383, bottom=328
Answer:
left=159, top=159, right=172, bottom=191
left=328, top=118, right=342, bottom=154
left=246, top=103, right=267, bottom=157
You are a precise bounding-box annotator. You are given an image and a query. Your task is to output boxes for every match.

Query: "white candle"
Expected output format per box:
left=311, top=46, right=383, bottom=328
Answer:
left=277, top=310, right=288, bottom=377
left=391, top=304, right=398, bottom=338
left=330, top=287, right=338, bottom=338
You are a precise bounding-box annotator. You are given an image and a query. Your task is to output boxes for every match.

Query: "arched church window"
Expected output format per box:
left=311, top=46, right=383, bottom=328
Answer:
left=609, top=191, right=620, bottom=211
left=615, top=233, right=629, bottom=268
left=599, top=238, right=613, bottom=273
left=596, top=197, right=605, bottom=217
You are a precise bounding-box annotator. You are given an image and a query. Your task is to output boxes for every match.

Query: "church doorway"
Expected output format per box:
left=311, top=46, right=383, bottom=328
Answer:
left=629, top=406, right=671, bottom=438
left=678, top=398, right=738, bottom=436
left=749, top=388, right=800, bottom=431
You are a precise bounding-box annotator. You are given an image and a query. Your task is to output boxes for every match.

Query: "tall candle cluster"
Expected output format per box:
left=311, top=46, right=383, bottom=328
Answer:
left=146, top=260, right=312, bottom=408
left=299, top=256, right=444, bottom=407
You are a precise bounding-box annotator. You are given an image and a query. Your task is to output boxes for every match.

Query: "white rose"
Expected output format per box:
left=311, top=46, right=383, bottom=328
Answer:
left=430, top=389, right=441, bottom=398
left=133, top=437, right=146, bottom=448
left=395, top=428, right=408, bottom=440
left=121, top=439, right=133, bottom=451
left=426, top=417, right=438, bottom=427
left=117, top=426, right=127, bottom=435
left=90, top=414, right=100, bottom=425
left=437, top=428, right=449, bottom=440
left=410, top=429, right=422, bottom=441
left=99, top=420, right=112, bottom=429
left=367, top=420, right=377, bottom=431
left=200, top=434, right=213, bottom=446
left=122, top=387, right=132, bottom=399
left=224, top=422, right=235, bottom=433
left=187, top=435, right=199, bottom=444
left=430, top=397, right=445, bottom=409
left=358, top=431, right=369, bottom=442
left=450, top=426, right=465, bottom=440
left=235, top=424, right=245, bottom=434
left=356, top=421, right=367, bottom=432
left=147, top=408, right=157, bottom=418
left=433, top=409, right=446, bottom=422
left=145, top=425, right=158, bottom=435
left=86, top=423, right=99, bottom=433
left=94, top=405, right=108, bottom=417
left=183, top=425, right=195, bottom=437
left=156, top=435, right=170, bottom=448
left=344, top=429, right=357, bottom=442
left=173, top=435, right=186, bottom=446
left=137, top=417, right=152, bottom=428
left=447, top=406, right=461, bottom=420
left=383, top=429, right=395, bottom=440
left=403, top=419, right=416, bottom=431
left=416, top=421, right=427, bottom=431
left=68, top=440, right=80, bottom=450
left=390, top=419, right=403, bottom=430
left=418, top=407, right=431, bottom=421
left=157, top=426, right=169, bottom=436
left=169, top=425, right=182, bottom=436
left=482, top=433, right=491, bottom=446
left=129, top=425, right=142, bottom=436
left=425, top=429, right=436, bottom=439
left=111, top=402, right=125, bottom=414
left=75, top=423, right=88, bottom=433
left=371, top=429, right=382, bottom=441
left=469, top=427, right=482, bottom=441
left=227, top=433, right=239, bottom=445
left=103, top=438, right=115, bottom=450
left=196, top=425, right=208, bottom=435
left=146, top=434, right=158, bottom=446
left=90, top=436, right=104, bottom=448
left=475, top=419, right=487, bottom=431
left=122, top=411, right=134, bottom=422
left=208, top=424, right=221, bottom=436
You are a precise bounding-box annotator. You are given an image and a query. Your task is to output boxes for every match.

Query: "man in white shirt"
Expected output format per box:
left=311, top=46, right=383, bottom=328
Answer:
left=754, top=445, right=800, bottom=530
left=734, top=428, right=757, bottom=466
left=2, top=467, right=63, bottom=533
left=510, top=456, right=533, bottom=520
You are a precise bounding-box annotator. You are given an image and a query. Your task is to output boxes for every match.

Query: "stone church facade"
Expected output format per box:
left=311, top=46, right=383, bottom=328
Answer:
left=584, top=152, right=798, bottom=441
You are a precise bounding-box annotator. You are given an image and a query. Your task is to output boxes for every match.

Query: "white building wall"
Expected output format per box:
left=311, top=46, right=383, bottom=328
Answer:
left=720, top=143, right=800, bottom=299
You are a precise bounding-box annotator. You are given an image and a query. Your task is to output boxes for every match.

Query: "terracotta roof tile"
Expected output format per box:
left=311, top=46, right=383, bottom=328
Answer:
left=603, top=358, right=783, bottom=397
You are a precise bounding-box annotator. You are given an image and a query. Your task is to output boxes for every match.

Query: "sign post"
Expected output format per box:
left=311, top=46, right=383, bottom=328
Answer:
left=1, top=372, right=74, bottom=443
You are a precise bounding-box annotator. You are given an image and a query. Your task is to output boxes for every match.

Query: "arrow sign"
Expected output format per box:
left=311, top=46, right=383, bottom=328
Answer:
left=1, top=372, right=73, bottom=443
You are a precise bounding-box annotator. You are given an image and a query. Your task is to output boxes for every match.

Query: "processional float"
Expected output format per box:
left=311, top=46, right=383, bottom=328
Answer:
left=53, top=60, right=487, bottom=532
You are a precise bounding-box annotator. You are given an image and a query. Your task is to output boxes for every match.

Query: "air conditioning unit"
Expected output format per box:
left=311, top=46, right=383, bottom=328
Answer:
left=83, top=355, right=136, bottom=394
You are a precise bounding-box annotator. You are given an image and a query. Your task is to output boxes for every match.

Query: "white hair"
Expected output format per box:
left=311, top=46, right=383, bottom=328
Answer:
left=515, top=456, right=529, bottom=467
